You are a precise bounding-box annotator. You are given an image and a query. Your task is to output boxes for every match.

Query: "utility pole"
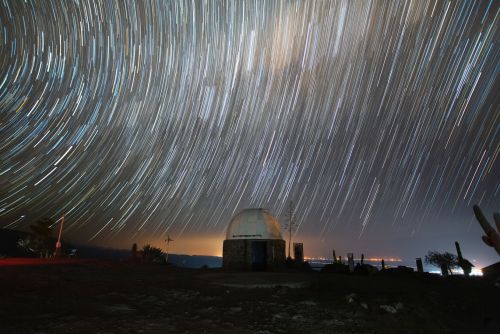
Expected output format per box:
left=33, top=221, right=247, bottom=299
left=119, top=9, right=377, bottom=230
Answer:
left=54, top=214, right=64, bottom=258
left=284, top=201, right=296, bottom=260
left=165, top=235, right=174, bottom=263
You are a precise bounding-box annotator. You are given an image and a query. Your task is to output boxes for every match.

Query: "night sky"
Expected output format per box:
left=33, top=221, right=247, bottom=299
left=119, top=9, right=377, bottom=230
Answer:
left=0, top=1, right=498, bottom=265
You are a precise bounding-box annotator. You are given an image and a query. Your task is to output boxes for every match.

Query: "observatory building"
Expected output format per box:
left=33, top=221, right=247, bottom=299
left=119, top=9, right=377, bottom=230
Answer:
left=223, top=208, right=286, bottom=270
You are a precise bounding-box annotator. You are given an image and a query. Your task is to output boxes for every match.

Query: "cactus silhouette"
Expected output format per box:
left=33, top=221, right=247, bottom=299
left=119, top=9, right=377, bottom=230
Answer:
left=455, top=241, right=473, bottom=276
left=473, top=205, right=500, bottom=256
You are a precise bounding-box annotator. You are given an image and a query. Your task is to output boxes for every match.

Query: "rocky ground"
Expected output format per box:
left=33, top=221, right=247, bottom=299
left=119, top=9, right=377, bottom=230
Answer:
left=1, top=259, right=499, bottom=333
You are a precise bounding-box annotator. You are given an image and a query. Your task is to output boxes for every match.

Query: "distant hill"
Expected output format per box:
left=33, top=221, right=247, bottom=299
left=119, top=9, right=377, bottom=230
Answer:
left=0, top=228, right=222, bottom=268
left=167, top=254, right=222, bottom=268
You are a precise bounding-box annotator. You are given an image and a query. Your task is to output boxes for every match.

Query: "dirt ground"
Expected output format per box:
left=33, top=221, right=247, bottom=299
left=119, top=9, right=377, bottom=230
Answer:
left=1, top=259, right=499, bottom=334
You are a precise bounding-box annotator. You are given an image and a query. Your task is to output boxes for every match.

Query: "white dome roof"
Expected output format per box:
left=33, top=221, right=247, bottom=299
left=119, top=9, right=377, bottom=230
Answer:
left=226, top=208, right=283, bottom=240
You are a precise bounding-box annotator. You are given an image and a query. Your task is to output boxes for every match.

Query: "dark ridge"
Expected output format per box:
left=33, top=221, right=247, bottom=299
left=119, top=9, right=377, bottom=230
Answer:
left=0, top=228, right=222, bottom=268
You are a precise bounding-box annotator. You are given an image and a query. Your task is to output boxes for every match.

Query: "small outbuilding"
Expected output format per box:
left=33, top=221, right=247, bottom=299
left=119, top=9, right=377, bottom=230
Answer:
left=223, top=208, right=286, bottom=270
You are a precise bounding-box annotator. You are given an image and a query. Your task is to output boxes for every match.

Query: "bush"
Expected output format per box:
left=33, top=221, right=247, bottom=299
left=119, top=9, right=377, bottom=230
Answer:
left=142, top=244, right=165, bottom=263
left=17, top=218, right=54, bottom=258
left=425, top=251, right=458, bottom=276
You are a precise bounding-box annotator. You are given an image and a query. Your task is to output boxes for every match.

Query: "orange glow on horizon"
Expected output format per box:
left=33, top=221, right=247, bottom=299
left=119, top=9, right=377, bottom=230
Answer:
left=150, top=235, right=224, bottom=257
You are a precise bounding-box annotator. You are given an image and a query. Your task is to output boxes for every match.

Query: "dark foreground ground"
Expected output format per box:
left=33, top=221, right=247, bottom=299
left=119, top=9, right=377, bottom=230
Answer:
left=1, top=259, right=499, bottom=334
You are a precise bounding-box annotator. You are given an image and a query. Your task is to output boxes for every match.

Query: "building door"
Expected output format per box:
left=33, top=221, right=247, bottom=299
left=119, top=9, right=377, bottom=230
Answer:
left=251, top=241, right=267, bottom=271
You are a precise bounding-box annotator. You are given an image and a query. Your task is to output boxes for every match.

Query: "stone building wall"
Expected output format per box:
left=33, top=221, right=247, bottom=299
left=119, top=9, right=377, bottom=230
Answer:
left=266, top=239, right=286, bottom=268
left=222, top=239, right=247, bottom=269
left=223, top=239, right=286, bottom=270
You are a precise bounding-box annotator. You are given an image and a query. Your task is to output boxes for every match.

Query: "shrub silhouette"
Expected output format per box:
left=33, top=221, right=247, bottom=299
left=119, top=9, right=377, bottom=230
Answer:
left=18, top=218, right=54, bottom=258
left=142, top=244, right=165, bottom=263
left=425, top=251, right=458, bottom=276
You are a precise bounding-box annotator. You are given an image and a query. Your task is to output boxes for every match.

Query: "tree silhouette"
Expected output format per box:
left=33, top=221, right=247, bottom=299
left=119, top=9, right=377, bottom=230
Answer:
left=142, top=244, right=165, bottom=263
left=18, top=218, right=54, bottom=258
left=425, top=251, right=458, bottom=276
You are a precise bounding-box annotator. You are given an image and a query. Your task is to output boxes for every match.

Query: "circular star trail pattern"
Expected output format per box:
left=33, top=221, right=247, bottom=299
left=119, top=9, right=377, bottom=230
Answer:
left=0, top=1, right=498, bottom=247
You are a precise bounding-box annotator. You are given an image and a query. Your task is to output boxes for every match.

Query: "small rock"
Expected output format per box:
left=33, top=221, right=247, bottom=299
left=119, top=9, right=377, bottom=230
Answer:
left=143, top=296, right=158, bottom=303
left=333, top=319, right=345, bottom=326
left=105, top=304, right=136, bottom=312
left=275, top=286, right=290, bottom=295
left=200, top=296, right=218, bottom=302
left=272, top=313, right=289, bottom=319
left=380, top=304, right=397, bottom=314
left=229, top=306, right=242, bottom=313
left=301, top=300, right=317, bottom=306
left=345, top=293, right=357, bottom=304
left=199, top=319, right=213, bottom=326
left=198, top=306, right=214, bottom=313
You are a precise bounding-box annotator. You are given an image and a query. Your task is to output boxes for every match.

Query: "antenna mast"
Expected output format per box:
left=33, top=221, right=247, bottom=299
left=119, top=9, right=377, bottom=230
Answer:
left=284, top=201, right=296, bottom=259
left=165, top=235, right=174, bottom=263
left=54, top=214, right=64, bottom=258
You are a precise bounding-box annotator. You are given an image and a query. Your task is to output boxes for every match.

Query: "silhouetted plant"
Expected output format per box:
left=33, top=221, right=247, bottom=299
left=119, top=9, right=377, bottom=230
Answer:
left=18, top=218, right=54, bottom=258
left=425, top=251, right=458, bottom=276
left=131, top=243, right=138, bottom=261
left=473, top=204, right=500, bottom=255
left=142, top=244, right=165, bottom=263
left=455, top=241, right=473, bottom=276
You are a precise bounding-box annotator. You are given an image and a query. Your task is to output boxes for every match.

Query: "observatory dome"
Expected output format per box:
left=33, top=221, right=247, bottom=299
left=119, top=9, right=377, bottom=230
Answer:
left=226, top=208, right=283, bottom=240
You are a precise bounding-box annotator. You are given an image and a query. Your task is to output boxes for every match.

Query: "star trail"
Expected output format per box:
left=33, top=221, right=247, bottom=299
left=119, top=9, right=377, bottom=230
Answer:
left=0, top=1, right=498, bottom=259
